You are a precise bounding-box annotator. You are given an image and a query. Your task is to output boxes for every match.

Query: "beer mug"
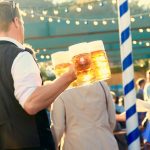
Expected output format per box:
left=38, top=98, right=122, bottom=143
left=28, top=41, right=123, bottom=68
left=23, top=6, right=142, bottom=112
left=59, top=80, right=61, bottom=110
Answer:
left=88, top=40, right=111, bottom=81
left=69, top=42, right=94, bottom=86
left=51, top=51, right=71, bottom=77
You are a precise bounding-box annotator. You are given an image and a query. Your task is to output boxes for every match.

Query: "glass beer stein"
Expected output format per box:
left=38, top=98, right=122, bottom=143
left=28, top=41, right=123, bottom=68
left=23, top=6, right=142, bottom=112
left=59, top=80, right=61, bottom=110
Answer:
left=88, top=40, right=111, bottom=81
left=69, top=42, right=94, bottom=86
left=51, top=51, right=71, bottom=77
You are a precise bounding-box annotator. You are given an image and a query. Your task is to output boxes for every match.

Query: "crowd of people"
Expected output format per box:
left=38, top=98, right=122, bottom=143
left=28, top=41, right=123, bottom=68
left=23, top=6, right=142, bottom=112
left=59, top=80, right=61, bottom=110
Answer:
left=0, top=1, right=150, bottom=150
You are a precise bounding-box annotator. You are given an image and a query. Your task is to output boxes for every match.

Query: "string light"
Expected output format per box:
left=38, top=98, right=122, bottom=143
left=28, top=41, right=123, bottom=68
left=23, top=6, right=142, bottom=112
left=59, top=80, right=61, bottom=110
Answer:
left=75, top=21, right=80, bottom=25
left=53, top=10, right=59, bottom=15
left=22, top=6, right=150, bottom=27
left=139, top=28, right=144, bottom=32
left=112, top=20, right=116, bottom=24
left=42, top=10, right=48, bottom=15
left=31, top=14, right=35, bottom=18
left=76, top=7, right=81, bottom=12
left=37, top=39, right=150, bottom=62
left=31, top=10, right=34, bottom=14
left=48, top=17, right=53, bottom=22
left=64, top=8, right=68, bottom=13
left=57, top=18, right=61, bottom=23
left=131, top=40, right=150, bottom=46
left=21, top=11, right=27, bottom=17
left=139, top=41, right=142, bottom=45
left=40, top=16, right=45, bottom=21
left=99, top=2, right=103, bottom=6
left=46, top=55, right=50, bottom=59
left=146, top=28, right=150, bottom=32
left=131, top=17, right=135, bottom=22
left=93, top=21, right=98, bottom=26
left=87, top=4, right=93, bottom=10
left=84, top=20, right=88, bottom=24
left=102, top=20, right=107, bottom=25
left=133, top=40, right=137, bottom=44
left=40, top=55, right=45, bottom=59
left=112, top=0, right=116, bottom=4
left=146, top=42, right=150, bottom=46
left=66, top=19, right=70, bottom=24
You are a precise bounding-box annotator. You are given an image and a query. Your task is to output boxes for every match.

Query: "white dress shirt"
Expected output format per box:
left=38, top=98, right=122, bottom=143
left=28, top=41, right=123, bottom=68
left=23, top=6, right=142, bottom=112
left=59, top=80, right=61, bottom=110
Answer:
left=0, top=37, right=42, bottom=108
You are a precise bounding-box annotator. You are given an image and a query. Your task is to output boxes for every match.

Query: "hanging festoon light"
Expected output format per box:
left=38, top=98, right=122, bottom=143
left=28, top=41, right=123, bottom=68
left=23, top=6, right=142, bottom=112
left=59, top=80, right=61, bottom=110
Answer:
left=48, top=17, right=53, bottom=22
left=102, top=20, right=107, bottom=25
left=146, top=42, right=150, bottom=46
left=46, top=55, right=50, bottom=59
left=53, top=9, right=59, bottom=15
left=139, top=41, right=142, bottom=45
left=30, top=9, right=34, bottom=14
left=21, top=10, right=27, bottom=17
left=75, top=21, right=80, bottom=25
left=99, top=2, right=103, bottom=6
left=146, top=28, right=150, bottom=32
left=76, top=7, right=81, bottom=12
left=117, top=0, right=140, bottom=149
left=130, top=17, right=135, bottom=22
left=84, top=20, right=88, bottom=25
left=40, top=55, right=45, bottom=59
left=87, top=4, right=93, bottom=10
left=64, top=8, right=68, bottom=13
left=57, top=18, right=61, bottom=23
left=132, top=40, right=137, bottom=44
left=93, top=21, right=98, bottom=26
left=42, top=10, right=48, bottom=15
left=111, top=19, right=116, bottom=24
left=112, top=0, right=117, bottom=5
left=43, top=49, right=47, bottom=52
left=40, top=16, right=45, bottom=21
left=31, top=14, right=35, bottom=18
left=66, top=19, right=70, bottom=24
left=139, top=28, right=144, bottom=33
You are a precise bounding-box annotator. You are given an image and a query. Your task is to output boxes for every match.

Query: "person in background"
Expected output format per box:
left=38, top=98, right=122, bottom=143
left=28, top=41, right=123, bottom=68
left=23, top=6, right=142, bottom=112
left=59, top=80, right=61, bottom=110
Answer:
left=0, top=1, right=76, bottom=150
left=135, top=78, right=146, bottom=127
left=51, top=81, right=119, bottom=150
left=144, top=70, right=150, bottom=101
left=136, top=78, right=146, bottom=100
left=111, top=91, right=125, bottom=114
left=142, top=70, right=150, bottom=149
left=111, top=92, right=127, bottom=150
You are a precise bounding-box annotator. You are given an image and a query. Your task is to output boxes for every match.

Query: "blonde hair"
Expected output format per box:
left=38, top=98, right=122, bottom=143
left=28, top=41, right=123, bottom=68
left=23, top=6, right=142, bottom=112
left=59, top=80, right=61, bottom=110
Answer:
left=0, top=1, right=21, bottom=32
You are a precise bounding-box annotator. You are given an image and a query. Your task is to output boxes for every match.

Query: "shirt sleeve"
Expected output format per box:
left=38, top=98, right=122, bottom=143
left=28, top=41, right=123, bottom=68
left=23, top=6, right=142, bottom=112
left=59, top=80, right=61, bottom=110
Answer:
left=11, top=51, right=42, bottom=107
left=50, top=96, right=66, bottom=149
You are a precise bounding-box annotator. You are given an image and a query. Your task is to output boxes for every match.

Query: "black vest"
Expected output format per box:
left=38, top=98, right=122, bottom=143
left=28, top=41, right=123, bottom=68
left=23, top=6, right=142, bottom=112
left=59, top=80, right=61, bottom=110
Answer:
left=0, top=41, right=55, bottom=150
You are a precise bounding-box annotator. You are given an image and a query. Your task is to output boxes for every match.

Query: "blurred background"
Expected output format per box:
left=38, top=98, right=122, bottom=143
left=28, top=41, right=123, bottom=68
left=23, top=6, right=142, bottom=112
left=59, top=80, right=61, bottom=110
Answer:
left=15, top=0, right=150, bottom=95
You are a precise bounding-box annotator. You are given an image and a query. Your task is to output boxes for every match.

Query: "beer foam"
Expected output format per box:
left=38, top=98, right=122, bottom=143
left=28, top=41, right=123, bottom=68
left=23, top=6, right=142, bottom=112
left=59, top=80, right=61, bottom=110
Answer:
left=88, top=40, right=105, bottom=52
left=69, top=42, right=90, bottom=57
left=51, top=51, right=71, bottom=66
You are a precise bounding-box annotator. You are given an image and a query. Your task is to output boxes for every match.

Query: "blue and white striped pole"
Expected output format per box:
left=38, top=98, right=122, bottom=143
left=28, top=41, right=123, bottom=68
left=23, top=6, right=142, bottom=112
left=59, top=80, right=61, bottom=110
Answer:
left=117, top=0, right=140, bottom=149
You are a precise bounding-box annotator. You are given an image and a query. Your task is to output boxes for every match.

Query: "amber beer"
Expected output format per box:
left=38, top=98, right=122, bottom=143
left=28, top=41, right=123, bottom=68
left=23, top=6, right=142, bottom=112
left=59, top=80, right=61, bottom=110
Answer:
left=88, top=40, right=111, bottom=81
left=51, top=51, right=71, bottom=77
left=69, top=42, right=94, bottom=86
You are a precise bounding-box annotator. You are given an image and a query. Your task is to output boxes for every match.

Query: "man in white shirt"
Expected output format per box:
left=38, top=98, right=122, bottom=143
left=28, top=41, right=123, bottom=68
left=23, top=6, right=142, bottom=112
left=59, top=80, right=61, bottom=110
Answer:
left=0, top=1, right=76, bottom=150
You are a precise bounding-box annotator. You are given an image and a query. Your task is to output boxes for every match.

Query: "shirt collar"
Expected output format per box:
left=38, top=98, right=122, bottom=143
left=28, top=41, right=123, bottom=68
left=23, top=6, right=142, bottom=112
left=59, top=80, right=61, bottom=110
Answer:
left=0, top=37, right=25, bottom=49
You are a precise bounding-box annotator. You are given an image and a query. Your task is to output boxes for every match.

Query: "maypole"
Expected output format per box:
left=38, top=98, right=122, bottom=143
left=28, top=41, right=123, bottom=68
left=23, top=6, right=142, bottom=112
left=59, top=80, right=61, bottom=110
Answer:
left=117, top=0, right=140, bottom=149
